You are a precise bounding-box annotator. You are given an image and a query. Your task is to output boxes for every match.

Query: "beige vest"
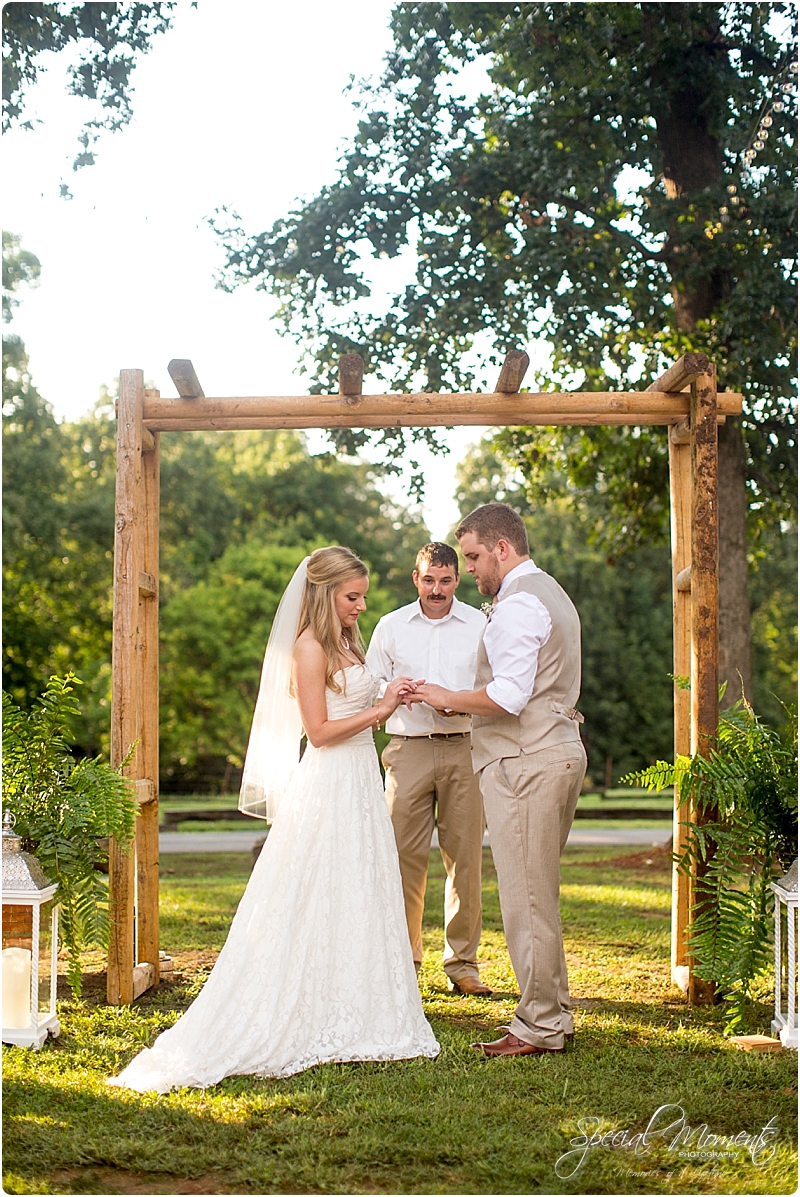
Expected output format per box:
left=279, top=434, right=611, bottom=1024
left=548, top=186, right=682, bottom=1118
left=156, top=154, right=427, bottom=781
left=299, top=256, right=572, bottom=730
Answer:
left=471, top=571, right=584, bottom=772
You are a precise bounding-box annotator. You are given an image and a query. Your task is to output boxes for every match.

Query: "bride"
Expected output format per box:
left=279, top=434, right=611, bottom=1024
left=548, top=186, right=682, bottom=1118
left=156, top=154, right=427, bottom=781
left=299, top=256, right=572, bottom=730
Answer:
left=109, top=546, right=439, bottom=1092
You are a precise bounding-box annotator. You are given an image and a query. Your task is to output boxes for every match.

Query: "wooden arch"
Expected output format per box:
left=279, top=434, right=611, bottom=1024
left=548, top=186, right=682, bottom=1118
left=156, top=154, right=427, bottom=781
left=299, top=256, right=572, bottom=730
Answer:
left=108, top=352, right=740, bottom=1006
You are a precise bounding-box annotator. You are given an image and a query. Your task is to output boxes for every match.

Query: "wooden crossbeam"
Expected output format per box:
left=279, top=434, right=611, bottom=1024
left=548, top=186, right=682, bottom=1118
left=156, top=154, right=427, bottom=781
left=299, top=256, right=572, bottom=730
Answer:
left=142, top=390, right=742, bottom=432
left=167, top=359, right=204, bottom=398
left=646, top=353, right=710, bottom=394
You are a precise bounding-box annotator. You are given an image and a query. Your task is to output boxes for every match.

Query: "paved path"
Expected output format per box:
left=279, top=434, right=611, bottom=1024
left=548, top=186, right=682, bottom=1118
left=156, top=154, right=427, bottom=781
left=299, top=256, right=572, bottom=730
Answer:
left=159, top=826, right=671, bottom=854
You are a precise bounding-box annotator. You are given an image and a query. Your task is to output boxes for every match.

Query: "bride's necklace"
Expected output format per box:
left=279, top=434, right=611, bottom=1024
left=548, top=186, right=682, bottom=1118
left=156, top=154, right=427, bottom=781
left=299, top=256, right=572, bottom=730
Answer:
left=340, top=633, right=351, bottom=656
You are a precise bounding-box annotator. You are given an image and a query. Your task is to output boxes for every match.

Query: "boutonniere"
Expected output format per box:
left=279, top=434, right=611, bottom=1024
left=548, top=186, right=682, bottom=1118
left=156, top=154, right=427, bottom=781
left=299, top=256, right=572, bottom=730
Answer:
left=480, top=601, right=494, bottom=618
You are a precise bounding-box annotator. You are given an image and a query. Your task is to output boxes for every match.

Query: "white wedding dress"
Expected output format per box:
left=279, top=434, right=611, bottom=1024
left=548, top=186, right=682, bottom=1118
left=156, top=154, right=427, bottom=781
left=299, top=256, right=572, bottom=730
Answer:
left=109, top=664, right=439, bottom=1092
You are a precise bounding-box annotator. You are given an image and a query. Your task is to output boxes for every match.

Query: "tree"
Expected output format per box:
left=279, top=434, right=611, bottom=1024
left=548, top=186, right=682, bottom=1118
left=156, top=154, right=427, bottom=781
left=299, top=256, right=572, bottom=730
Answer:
left=3, top=2, right=176, bottom=175
left=214, top=1, right=797, bottom=706
left=3, top=315, right=431, bottom=782
left=2, top=231, right=40, bottom=320
left=159, top=541, right=395, bottom=791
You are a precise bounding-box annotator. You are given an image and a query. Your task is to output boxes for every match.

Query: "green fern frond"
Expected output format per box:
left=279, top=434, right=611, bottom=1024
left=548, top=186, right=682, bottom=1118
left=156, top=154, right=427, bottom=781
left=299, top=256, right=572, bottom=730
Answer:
left=2, top=675, right=138, bottom=996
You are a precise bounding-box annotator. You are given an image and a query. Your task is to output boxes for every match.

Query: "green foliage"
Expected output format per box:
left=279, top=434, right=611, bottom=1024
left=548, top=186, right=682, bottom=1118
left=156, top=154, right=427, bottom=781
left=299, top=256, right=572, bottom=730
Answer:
left=2, top=2, right=176, bottom=173
left=2, top=231, right=40, bottom=322
left=157, top=428, right=428, bottom=603
left=3, top=371, right=429, bottom=782
left=1, top=674, right=138, bottom=994
left=158, top=539, right=391, bottom=788
left=749, top=522, right=799, bottom=725
left=2, top=382, right=117, bottom=739
left=629, top=701, right=798, bottom=1030
left=213, top=2, right=797, bottom=542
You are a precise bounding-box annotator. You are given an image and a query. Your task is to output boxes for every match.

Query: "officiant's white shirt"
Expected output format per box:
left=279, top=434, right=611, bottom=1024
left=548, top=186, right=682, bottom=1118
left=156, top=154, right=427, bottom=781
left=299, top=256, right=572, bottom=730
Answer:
left=483, top=559, right=553, bottom=716
left=366, top=596, right=486, bottom=736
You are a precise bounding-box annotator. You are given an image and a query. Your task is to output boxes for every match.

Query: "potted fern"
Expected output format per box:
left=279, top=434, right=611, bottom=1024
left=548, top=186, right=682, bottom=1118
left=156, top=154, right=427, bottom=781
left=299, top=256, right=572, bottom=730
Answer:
left=2, top=674, right=137, bottom=995
left=629, top=697, right=797, bottom=1031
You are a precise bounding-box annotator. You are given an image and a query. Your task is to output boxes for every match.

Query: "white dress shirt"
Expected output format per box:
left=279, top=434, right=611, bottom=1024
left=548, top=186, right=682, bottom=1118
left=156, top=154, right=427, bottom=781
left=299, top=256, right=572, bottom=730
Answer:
left=366, top=596, right=487, bottom=736
left=484, top=560, right=552, bottom=716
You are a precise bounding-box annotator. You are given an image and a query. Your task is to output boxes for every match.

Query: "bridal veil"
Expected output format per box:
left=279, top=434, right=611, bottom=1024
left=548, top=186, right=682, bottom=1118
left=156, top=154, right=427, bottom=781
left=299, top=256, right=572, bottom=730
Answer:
left=238, top=556, right=309, bottom=821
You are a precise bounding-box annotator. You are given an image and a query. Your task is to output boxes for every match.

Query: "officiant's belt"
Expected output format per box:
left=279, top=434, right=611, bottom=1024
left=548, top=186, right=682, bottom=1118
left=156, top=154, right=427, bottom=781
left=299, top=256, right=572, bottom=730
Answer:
left=392, top=732, right=470, bottom=741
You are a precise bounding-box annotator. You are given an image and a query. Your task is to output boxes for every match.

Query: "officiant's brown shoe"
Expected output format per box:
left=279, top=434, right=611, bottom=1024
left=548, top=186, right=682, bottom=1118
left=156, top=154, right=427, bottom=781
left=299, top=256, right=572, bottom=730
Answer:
left=472, top=1030, right=564, bottom=1057
left=448, top=976, right=493, bottom=997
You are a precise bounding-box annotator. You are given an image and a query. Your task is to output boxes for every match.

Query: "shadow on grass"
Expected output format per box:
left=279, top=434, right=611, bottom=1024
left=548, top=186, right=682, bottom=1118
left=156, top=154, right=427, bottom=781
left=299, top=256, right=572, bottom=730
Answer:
left=4, top=1018, right=797, bottom=1197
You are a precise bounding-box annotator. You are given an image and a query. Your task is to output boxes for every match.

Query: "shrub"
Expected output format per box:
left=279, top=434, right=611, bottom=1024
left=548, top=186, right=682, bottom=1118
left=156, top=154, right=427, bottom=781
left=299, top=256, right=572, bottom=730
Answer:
left=628, top=699, right=797, bottom=1031
left=2, top=674, right=137, bottom=993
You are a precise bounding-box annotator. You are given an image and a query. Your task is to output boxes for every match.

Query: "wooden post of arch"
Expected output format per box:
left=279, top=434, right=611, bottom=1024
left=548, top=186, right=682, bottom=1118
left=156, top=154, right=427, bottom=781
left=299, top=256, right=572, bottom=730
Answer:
left=668, top=417, right=692, bottom=992
left=108, top=371, right=160, bottom=1004
left=653, top=355, right=719, bottom=1000
left=687, top=364, right=719, bottom=1004
left=135, top=398, right=161, bottom=988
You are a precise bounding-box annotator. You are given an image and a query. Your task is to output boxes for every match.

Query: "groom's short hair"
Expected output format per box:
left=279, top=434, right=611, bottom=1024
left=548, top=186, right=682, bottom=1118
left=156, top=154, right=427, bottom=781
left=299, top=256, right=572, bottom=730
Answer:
left=455, top=503, right=529, bottom=556
left=415, top=541, right=459, bottom=574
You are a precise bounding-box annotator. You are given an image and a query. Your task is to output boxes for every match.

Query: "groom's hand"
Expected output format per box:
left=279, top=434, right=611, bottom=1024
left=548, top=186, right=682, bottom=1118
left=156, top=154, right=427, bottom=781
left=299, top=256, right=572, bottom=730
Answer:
left=410, top=682, right=456, bottom=714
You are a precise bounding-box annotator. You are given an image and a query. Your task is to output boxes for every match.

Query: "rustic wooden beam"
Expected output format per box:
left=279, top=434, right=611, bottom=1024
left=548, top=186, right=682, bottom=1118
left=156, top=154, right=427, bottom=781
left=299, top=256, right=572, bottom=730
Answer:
left=338, top=354, right=364, bottom=397
left=668, top=430, right=693, bottom=995
left=167, top=359, right=204, bottom=398
left=108, top=369, right=143, bottom=1006
left=135, top=429, right=161, bottom=987
left=646, top=353, right=710, bottom=394
left=132, top=962, right=155, bottom=1001
left=688, top=366, right=720, bottom=1006
left=494, top=350, right=530, bottom=393
left=142, top=390, right=742, bottom=432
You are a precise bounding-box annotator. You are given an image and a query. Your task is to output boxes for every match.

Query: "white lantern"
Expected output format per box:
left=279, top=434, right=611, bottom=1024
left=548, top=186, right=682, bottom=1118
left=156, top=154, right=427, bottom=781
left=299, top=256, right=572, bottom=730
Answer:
left=771, top=859, right=798, bottom=1050
left=2, top=812, right=60, bottom=1049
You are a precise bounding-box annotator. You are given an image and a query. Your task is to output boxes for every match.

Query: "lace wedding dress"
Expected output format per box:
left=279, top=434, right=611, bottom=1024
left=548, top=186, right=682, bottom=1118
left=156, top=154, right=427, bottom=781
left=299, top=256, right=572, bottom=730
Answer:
left=109, top=664, right=439, bottom=1092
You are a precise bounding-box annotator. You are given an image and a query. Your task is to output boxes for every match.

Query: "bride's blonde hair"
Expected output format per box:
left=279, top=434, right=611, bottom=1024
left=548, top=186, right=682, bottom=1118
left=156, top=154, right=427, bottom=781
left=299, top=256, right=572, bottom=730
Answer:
left=298, top=546, right=368, bottom=692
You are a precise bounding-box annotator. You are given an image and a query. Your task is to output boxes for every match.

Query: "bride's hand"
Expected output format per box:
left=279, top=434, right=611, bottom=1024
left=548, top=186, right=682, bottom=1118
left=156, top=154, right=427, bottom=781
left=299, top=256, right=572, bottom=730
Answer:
left=377, top=676, right=418, bottom=719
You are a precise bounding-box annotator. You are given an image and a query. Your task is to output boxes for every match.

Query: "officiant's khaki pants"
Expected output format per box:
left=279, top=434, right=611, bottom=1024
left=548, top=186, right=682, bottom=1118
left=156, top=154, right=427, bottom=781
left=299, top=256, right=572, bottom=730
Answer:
left=479, top=741, right=586, bottom=1050
left=382, top=735, right=484, bottom=981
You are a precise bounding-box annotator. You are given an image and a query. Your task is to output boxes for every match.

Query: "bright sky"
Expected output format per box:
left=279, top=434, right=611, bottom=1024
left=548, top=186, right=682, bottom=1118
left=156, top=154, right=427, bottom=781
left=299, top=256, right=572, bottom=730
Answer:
left=3, top=0, right=504, bottom=538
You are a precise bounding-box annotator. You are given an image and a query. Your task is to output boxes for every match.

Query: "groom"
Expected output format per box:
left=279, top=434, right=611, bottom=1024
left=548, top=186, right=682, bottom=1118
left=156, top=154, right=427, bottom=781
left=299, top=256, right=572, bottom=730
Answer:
left=410, top=503, right=586, bottom=1056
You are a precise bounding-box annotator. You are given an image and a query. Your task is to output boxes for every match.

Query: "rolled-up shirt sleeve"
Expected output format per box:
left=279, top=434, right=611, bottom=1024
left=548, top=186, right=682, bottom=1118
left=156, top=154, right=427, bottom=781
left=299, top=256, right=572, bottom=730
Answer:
left=483, top=593, right=552, bottom=715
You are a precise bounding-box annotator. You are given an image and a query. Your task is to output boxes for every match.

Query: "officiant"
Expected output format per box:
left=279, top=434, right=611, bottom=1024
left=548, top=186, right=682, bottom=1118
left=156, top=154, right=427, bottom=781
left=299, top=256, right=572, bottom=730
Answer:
left=366, top=542, right=490, bottom=995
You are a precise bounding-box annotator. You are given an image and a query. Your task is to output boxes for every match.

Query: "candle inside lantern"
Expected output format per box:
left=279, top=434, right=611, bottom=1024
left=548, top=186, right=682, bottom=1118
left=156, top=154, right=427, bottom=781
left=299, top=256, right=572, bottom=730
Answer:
left=2, top=947, right=32, bottom=1028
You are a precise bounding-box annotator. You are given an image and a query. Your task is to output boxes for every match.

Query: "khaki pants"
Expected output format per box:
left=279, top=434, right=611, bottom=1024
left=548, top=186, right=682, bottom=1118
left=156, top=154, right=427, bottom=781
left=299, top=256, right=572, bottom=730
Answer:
left=480, top=741, right=586, bottom=1049
left=382, top=735, right=484, bottom=982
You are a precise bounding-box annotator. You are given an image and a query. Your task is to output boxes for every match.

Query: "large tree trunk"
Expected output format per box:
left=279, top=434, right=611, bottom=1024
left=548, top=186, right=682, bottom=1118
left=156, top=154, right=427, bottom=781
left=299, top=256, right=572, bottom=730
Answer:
left=648, top=2, right=752, bottom=711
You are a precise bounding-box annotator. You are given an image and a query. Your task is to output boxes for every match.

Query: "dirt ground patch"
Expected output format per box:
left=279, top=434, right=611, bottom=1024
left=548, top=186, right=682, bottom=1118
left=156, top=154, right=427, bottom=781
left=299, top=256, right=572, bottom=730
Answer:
left=587, top=841, right=673, bottom=871
left=47, top=1167, right=236, bottom=1195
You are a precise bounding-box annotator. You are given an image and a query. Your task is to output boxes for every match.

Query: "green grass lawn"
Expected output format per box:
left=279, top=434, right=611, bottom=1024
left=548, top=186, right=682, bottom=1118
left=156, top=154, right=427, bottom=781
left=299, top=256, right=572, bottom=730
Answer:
left=3, top=845, right=796, bottom=1195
